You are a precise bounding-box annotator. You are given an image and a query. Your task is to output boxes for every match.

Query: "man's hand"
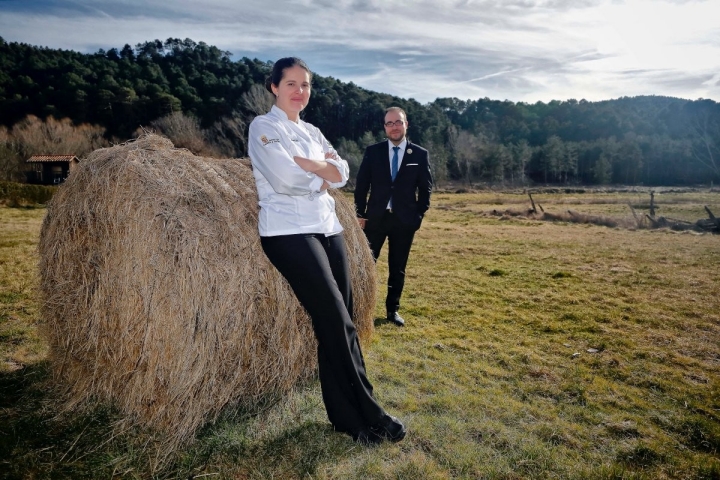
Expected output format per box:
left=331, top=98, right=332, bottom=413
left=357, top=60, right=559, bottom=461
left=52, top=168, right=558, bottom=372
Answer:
left=357, top=218, right=366, bottom=229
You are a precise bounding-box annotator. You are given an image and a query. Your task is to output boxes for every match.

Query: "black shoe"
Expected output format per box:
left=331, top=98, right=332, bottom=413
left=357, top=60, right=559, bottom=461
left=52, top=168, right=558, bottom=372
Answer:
left=353, top=428, right=383, bottom=445
left=387, top=312, right=405, bottom=327
left=370, top=414, right=407, bottom=442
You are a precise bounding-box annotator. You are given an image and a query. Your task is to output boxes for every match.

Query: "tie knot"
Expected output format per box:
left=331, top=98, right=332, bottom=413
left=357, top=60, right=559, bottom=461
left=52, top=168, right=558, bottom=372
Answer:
left=393, top=147, right=399, bottom=152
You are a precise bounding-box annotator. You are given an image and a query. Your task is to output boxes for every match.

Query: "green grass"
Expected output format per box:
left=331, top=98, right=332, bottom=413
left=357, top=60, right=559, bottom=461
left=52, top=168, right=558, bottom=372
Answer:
left=1, top=189, right=719, bottom=479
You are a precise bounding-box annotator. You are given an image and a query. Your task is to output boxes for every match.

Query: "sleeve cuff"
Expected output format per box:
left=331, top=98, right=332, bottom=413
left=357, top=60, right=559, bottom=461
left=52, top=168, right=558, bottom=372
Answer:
left=309, top=175, right=324, bottom=192
left=324, top=158, right=349, bottom=189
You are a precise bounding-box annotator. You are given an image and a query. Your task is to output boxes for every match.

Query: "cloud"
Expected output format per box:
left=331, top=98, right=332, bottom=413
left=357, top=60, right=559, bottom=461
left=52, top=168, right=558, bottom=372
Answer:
left=0, top=0, right=718, bottom=103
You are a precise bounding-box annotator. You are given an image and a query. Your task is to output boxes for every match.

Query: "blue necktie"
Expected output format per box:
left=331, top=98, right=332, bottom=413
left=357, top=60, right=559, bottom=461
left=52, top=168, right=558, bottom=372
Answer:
left=391, top=146, right=399, bottom=181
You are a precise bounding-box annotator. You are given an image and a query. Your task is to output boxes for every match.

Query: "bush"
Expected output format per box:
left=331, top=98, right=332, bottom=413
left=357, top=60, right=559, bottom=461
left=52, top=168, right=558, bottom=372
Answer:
left=0, top=181, right=56, bottom=206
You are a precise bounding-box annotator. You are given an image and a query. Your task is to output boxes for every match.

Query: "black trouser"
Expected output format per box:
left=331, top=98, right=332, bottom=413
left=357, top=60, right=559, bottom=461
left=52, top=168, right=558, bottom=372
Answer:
left=261, top=233, right=385, bottom=434
left=364, top=210, right=417, bottom=315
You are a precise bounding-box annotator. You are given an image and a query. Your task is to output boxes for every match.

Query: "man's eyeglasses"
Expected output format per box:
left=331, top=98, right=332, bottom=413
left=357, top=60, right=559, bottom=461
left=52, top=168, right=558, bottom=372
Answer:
left=384, top=120, right=405, bottom=128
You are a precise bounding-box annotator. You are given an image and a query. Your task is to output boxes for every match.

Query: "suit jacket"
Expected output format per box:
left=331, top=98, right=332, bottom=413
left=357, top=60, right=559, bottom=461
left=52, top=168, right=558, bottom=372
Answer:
left=354, top=140, right=433, bottom=229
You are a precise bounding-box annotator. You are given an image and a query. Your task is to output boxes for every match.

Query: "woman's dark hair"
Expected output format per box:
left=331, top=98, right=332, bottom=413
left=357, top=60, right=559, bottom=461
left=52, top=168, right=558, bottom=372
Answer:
left=265, top=57, right=312, bottom=93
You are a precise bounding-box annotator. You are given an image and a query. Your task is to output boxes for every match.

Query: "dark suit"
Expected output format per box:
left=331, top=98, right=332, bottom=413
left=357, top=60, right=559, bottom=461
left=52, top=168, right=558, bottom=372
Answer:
left=354, top=140, right=432, bottom=316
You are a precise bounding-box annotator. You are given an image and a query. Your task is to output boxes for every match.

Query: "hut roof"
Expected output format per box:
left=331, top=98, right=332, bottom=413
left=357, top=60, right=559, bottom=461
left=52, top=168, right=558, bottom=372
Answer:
left=27, top=155, right=79, bottom=163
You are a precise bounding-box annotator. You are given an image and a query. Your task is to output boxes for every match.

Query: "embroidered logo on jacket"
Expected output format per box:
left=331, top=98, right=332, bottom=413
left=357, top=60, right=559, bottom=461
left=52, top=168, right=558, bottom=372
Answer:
left=260, top=135, right=280, bottom=146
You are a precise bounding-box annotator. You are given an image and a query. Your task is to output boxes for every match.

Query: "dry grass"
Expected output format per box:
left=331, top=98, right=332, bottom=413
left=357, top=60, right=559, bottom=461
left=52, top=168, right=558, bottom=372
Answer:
left=34, top=134, right=376, bottom=468
left=438, top=187, right=720, bottom=232
left=369, top=191, right=720, bottom=479
left=0, top=206, right=46, bottom=371
left=1, top=188, right=719, bottom=479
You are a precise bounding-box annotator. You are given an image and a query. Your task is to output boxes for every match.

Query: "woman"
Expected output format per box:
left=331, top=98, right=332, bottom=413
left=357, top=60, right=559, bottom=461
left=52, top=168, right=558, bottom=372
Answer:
left=248, top=57, right=406, bottom=445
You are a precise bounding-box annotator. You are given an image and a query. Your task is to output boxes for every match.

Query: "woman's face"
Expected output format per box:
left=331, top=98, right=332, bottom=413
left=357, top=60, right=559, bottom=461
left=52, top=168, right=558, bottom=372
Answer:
left=271, top=65, right=311, bottom=120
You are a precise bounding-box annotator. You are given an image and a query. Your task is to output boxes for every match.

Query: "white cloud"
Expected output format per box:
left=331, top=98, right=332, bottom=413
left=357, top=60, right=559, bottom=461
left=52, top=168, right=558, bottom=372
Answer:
left=0, top=0, right=718, bottom=103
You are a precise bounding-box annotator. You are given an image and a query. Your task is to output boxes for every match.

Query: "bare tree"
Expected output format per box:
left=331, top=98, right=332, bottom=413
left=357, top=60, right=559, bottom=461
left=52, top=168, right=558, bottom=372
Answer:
left=207, top=115, right=247, bottom=158
left=335, top=137, right=363, bottom=186
left=148, top=111, right=217, bottom=156
left=0, top=126, right=23, bottom=181
left=424, top=140, right=448, bottom=187
left=450, top=127, right=483, bottom=185
left=242, top=83, right=274, bottom=117
left=12, top=115, right=107, bottom=158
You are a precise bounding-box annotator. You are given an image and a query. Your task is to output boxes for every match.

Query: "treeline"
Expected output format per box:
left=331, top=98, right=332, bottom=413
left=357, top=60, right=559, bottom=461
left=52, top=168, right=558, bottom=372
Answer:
left=1, top=36, right=719, bottom=186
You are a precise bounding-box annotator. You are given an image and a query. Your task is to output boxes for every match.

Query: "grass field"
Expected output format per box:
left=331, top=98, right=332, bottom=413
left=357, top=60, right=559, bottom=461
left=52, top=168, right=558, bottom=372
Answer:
left=1, top=188, right=719, bottom=479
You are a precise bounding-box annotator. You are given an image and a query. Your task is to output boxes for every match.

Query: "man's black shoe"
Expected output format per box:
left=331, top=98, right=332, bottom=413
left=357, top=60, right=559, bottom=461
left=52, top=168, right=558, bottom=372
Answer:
left=353, top=428, right=383, bottom=445
left=387, top=312, right=405, bottom=327
left=370, top=414, right=407, bottom=442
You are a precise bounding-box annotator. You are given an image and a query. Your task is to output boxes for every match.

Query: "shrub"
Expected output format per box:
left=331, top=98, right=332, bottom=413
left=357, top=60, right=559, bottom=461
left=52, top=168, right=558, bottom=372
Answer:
left=0, top=181, right=56, bottom=206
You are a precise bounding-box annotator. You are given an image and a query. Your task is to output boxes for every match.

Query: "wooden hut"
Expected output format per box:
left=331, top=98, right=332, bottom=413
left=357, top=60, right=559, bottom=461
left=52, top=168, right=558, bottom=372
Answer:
left=26, top=155, right=79, bottom=185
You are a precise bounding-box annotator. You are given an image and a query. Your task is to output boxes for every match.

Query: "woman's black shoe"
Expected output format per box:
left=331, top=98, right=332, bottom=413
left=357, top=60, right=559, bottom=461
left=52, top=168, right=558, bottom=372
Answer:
left=370, top=414, right=406, bottom=442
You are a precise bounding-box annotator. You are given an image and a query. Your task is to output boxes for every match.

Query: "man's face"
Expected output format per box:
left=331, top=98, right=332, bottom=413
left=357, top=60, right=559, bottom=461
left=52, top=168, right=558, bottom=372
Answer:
left=384, top=111, right=407, bottom=144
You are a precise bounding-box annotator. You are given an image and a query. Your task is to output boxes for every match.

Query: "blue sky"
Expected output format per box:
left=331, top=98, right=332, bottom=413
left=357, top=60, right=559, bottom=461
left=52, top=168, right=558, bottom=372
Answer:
left=1, top=0, right=718, bottom=104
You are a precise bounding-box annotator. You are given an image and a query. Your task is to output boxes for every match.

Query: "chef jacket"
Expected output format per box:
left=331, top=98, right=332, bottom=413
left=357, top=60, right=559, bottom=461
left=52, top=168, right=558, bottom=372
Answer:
left=249, top=105, right=349, bottom=237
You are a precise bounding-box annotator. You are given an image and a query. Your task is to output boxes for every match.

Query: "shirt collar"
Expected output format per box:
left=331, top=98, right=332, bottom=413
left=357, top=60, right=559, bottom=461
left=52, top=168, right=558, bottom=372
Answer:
left=388, top=138, right=408, bottom=153
left=270, top=104, right=298, bottom=123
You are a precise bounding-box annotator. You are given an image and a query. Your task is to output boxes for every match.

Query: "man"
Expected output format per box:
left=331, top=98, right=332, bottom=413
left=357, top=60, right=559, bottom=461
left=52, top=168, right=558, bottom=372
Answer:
left=354, top=106, right=433, bottom=327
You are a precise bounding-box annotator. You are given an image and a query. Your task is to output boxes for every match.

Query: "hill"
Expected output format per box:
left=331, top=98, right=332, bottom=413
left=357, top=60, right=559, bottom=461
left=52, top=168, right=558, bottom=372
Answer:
left=1, top=36, right=719, bottom=186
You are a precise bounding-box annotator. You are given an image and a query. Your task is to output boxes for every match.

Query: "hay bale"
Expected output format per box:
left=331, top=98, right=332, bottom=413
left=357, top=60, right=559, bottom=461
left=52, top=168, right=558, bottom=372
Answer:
left=38, top=133, right=376, bottom=453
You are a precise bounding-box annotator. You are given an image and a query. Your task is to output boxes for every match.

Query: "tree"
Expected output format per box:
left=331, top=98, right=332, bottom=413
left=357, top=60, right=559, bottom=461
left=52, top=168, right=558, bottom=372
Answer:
left=510, top=140, right=531, bottom=185
left=335, top=137, right=363, bottom=186
left=449, top=127, right=483, bottom=185
left=482, top=143, right=509, bottom=183
left=533, top=135, right=564, bottom=183
left=559, top=141, right=578, bottom=184
left=11, top=115, right=107, bottom=158
left=691, top=109, right=720, bottom=181
left=242, top=83, right=274, bottom=117
left=148, top=111, right=215, bottom=156
left=617, top=137, right=643, bottom=184
left=207, top=115, right=246, bottom=158
left=419, top=124, right=450, bottom=187
left=359, top=131, right=378, bottom=150
left=424, top=140, right=448, bottom=187
left=0, top=125, right=23, bottom=181
left=3, top=38, right=720, bottom=186
left=593, top=153, right=612, bottom=185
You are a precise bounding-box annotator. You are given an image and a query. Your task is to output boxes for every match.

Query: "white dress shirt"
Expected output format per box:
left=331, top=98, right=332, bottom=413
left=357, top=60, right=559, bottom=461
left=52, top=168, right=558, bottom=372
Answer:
left=387, top=138, right=408, bottom=176
left=249, top=105, right=350, bottom=237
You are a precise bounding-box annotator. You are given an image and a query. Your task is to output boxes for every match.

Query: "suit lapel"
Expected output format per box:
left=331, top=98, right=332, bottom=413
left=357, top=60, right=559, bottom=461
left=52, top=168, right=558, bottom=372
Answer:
left=382, top=141, right=393, bottom=182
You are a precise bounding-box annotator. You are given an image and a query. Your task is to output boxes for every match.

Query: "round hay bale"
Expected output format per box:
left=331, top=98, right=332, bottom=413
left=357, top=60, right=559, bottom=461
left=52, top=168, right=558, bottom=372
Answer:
left=38, top=133, right=376, bottom=451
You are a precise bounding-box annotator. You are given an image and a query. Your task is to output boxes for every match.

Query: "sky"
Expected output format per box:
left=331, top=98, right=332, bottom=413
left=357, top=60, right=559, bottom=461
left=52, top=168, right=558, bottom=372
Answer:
left=1, top=0, right=718, bottom=104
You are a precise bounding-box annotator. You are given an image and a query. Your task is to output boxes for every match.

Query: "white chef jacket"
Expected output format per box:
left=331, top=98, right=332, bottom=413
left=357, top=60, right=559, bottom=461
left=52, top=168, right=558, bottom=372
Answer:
left=249, top=105, right=350, bottom=237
